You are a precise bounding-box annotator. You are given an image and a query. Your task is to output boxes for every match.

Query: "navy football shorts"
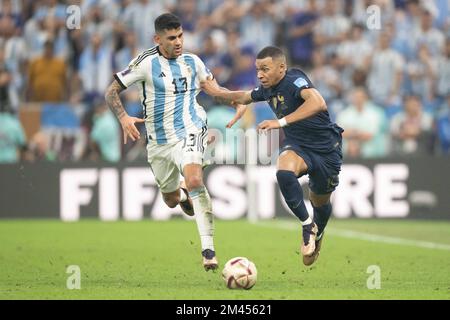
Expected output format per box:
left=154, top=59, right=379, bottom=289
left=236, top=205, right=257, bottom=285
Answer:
left=279, top=139, right=343, bottom=195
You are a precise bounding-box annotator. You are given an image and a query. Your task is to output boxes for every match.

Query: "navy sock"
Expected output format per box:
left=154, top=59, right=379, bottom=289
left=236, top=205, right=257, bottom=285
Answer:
left=313, top=202, right=332, bottom=236
left=276, top=170, right=309, bottom=222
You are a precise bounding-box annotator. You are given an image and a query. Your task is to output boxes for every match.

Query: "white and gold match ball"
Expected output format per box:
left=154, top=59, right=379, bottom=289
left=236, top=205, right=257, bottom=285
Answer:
left=222, top=257, right=257, bottom=290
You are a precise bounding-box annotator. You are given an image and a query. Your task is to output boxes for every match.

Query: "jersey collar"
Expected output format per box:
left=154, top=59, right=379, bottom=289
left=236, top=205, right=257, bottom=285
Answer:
left=156, top=46, right=179, bottom=61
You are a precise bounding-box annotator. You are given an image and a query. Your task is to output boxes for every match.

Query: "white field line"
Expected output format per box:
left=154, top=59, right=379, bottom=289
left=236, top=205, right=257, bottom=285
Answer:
left=254, top=220, right=450, bottom=252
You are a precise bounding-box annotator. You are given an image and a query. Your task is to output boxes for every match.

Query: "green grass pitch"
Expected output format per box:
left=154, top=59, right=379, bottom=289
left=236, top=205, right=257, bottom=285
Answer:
left=0, top=219, right=449, bottom=299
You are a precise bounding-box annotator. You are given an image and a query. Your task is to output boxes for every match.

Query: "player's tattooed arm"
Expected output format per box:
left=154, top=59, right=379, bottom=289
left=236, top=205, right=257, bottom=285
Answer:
left=105, top=79, right=145, bottom=143
left=213, top=86, right=249, bottom=105
left=216, top=87, right=253, bottom=105
left=201, top=78, right=253, bottom=105
left=214, top=87, right=234, bottom=105
left=105, top=80, right=126, bottom=119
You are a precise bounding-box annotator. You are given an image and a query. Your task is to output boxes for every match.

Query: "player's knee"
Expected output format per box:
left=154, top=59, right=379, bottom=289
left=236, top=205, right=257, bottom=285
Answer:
left=185, top=175, right=204, bottom=191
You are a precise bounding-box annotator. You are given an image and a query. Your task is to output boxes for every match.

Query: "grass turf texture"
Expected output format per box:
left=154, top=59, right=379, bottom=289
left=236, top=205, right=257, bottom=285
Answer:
left=0, top=219, right=449, bottom=299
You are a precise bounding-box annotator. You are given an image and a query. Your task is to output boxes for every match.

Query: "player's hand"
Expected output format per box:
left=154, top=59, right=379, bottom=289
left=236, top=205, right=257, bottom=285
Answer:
left=257, top=119, right=280, bottom=133
left=207, top=135, right=216, bottom=145
left=119, top=114, right=145, bottom=144
left=226, top=102, right=247, bottom=128
left=200, top=77, right=220, bottom=96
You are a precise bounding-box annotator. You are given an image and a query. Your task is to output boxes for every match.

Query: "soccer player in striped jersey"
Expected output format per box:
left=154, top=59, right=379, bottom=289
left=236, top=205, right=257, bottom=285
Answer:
left=105, top=13, right=221, bottom=271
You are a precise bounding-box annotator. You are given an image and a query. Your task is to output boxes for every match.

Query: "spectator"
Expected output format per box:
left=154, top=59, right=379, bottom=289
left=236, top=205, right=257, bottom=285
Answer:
left=278, top=0, right=309, bottom=19
left=174, top=0, right=209, bottom=54
left=286, top=0, right=319, bottom=69
left=411, top=8, right=445, bottom=58
left=392, top=1, right=422, bottom=60
left=395, top=0, right=422, bottom=36
left=28, top=131, right=56, bottom=162
left=27, top=39, right=68, bottom=102
left=0, top=15, right=27, bottom=110
left=435, top=95, right=450, bottom=154
left=220, top=28, right=243, bottom=73
left=198, top=32, right=230, bottom=84
left=210, top=0, right=251, bottom=29
left=309, top=49, right=342, bottom=106
left=120, top=0, right=167, bottom=49
left=0, top=46, right=13, bottom=111
left=0, top=0, right=23, bottom=29
left=337, top=87, right=388, bottom=158
left=313, top=0, right=350, bottom=58
left=390, top=95, right=434, bottom=155
left=89, top=102, right=121, bottom=162
left=83, top=1, right=116, bottom=51
left=367, top=31, right=405, bottom=109
left=114, top=31, right=142, bottom=72
left=0, top=104, right=26, bottom=163
left=24, top=0, right=69, bottom=60
left=196, top=31, right=230, bottom=108
left=405, top=44, right=437, bottom=104
left=436, top=38, right=450, bottom=99
left=174, top=0, right=199, bottom=33
left=336, top=23, right=372, bottom=71
left=431, top=0, right=449, bottom=29
left=78, top=33, right=112, bottom=102
left=239, top=0, right=276, bottom=53
left=225, top=46, right=257, bottom=91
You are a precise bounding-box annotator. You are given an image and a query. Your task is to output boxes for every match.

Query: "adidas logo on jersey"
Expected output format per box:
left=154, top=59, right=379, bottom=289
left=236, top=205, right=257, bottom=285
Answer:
left=159, top=72, right=166, bottom=78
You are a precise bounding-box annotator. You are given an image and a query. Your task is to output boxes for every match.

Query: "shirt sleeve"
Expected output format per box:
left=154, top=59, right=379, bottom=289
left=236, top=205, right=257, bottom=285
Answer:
left=292, top=76, right=314, bottom=99
left=114, top=55, right=146, bottom=89
left=250, top=85, right=265, bottom=102
left=192, top=55, right=213, bottom=82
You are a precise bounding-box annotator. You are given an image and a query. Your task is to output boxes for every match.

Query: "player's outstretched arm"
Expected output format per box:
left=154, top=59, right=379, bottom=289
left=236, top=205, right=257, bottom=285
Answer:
left=258, top=88, right=326, bottom=132
left=105, top=79, right=144, bottom=144
left=201, top=77, right=253, bottom=105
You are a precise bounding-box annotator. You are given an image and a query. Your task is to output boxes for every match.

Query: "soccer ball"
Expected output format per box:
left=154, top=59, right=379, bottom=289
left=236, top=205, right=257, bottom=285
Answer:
left=222, top=257, right=257, bottom=290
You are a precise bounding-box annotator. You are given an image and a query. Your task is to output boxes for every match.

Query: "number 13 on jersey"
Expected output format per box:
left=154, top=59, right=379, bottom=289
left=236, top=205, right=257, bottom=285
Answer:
left=172, top=77, right=187, bottom=94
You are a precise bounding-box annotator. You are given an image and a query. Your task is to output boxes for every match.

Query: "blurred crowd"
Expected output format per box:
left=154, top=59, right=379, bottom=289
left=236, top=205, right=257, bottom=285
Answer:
left=0, top=0, right=449, bottom=164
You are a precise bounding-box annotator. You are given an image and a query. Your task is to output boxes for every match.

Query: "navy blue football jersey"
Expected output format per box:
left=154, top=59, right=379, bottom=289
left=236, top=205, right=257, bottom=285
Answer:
left=251, top=68, right=344, bottom=153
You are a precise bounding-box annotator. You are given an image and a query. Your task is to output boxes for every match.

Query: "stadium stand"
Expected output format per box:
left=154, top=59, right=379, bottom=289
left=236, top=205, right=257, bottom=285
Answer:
left=0, top=0, right=448, bottom=163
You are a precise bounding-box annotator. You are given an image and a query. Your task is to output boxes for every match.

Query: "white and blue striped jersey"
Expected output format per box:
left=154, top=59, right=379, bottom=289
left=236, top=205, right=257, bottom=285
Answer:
left=114, top=46, right=211, bottom=144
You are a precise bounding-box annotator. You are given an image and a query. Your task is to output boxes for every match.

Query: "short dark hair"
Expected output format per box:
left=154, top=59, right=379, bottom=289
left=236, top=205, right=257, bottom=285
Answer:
left=154, top=13, right=181, bottom=33
left=256, top=46, right=285, bottom=60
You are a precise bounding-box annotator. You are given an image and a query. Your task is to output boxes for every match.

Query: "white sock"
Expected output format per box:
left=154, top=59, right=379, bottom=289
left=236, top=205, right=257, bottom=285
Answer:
left=301, top=216, right=313, bottom=226
left=189, top=186, right=214, bottom=251
left=179, top=188, right=187, bottom=202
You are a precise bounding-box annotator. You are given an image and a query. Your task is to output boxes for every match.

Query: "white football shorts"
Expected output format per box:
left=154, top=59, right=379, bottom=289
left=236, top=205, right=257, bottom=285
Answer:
left=146, top=126, right=208, bottom=193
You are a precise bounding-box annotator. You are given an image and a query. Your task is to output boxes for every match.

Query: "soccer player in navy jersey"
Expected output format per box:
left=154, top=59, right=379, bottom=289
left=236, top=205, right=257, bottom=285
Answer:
left=201, top=46, right=344, bottom=266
